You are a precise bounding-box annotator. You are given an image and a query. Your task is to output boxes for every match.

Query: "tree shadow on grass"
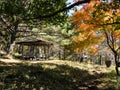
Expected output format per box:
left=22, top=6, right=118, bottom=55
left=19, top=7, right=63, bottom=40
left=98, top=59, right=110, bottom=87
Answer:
left=98, top=70, right=120, bottom=90
left=0, top=61, right=116, bottom=90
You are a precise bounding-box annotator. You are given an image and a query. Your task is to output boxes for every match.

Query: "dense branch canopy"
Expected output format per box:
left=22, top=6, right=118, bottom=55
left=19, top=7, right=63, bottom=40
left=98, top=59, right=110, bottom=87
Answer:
left=23, top=0, right=91, bottom=20
left=0, top=0, right=91, bottom=21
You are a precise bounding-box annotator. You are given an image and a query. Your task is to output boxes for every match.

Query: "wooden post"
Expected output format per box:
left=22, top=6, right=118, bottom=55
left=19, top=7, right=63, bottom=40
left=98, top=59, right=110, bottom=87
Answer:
left=21, top=45, right=23, bottom=56
left=41, top=46, right=44, bottom=59
left=18, top=45, right=20, bottom=54
left=44, top=46, right=46, bottom=60
left=33, top=45, right=35, bottom=56
left=39, top=47, right=42, bottom=60
left=47, top=45, right=50, bottom=59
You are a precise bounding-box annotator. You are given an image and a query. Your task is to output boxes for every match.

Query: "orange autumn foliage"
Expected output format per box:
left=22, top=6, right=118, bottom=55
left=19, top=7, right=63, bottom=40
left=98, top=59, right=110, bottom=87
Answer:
left=71, top=0, right=120, bottom=54
left=72, top=0, right=103, bottom=53
left=114, top=30, right=120, bottom=40
left=88, top=45, right=99, bottom=55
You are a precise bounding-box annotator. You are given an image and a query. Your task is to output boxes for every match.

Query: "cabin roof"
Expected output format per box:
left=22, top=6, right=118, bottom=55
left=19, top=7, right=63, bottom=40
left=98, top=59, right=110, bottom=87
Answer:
left=16, top=39, right=53, bottom=46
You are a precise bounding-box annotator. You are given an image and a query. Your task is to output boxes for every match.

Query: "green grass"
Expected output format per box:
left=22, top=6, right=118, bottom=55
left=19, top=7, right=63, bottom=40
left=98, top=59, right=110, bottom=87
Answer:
left=0, top=59, right=120, bottom=90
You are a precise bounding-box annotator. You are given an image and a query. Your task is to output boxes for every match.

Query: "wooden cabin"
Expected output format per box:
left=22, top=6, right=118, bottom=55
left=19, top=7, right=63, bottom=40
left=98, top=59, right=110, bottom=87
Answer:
left=16, top=39, right=53, bottom=60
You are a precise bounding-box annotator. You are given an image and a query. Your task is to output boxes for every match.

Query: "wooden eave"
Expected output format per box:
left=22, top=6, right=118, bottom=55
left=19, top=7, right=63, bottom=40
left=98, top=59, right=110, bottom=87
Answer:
left=16, top=39, right=53, bottom=46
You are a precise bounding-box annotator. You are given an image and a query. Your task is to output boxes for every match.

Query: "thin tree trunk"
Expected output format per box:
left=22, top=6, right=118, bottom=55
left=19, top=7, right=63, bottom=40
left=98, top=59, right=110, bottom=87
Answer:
left=63, top=47, right=66, bottom=60
left=9, top=41, right=16, bottom=55
left=114, top=53, right=119, bottom=76
left=59, top=50, right=61, bottom=60
left=8, top=23, right=18, bottom=55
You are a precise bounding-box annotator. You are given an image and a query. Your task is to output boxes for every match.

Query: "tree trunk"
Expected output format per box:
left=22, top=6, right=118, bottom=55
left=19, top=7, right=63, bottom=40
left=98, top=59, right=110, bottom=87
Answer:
left=114, top=53, right=119, bottom=76
left=63, top=47, right=66, bottom=60
left=8, top=24, right=18, bottom=55
left=9, top=41, right=16, bottom=55
left=59, top=50, right=61, bottom=60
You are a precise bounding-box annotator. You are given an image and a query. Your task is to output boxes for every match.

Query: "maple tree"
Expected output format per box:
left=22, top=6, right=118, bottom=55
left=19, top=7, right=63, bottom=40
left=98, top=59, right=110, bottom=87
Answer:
left=71, top=0, right=120, bottom=75
left=72, top=0, right=103, bottom=52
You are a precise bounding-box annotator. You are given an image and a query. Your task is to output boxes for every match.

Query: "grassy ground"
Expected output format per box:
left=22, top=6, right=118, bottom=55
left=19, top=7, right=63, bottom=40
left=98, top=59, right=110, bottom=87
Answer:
left=0, top=59, right=120, bottom=90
